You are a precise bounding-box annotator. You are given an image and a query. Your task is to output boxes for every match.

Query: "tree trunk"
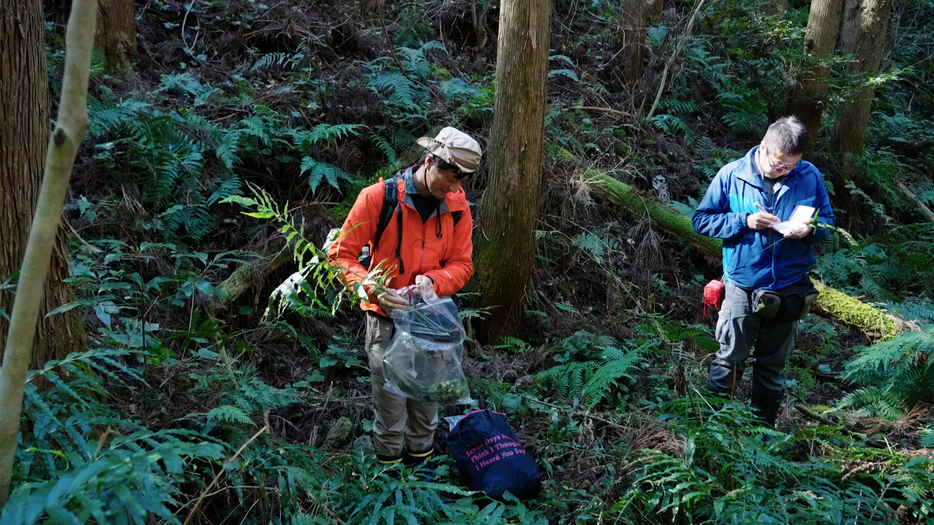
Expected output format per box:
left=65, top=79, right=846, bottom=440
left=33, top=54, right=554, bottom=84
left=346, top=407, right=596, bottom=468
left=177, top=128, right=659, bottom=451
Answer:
left=97, top=0, right=135, bottom=73
left=0, top=0, right=97, bottom=504
left=828, top=0, right=893, bottom=161
left=0, top=1, right=86, bottom=370
left=788, top=0, right=845, bottom=158
left=473, top=0, right=552, bottom=344
left=615, top=0, right=663, bottom=85
left=588, top=172, right=900, bottom=341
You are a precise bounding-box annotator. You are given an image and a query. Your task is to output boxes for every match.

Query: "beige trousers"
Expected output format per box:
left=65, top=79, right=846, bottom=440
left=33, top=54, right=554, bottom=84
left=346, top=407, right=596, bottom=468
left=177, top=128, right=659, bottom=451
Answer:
left=365, top=312, right=439, bottom=457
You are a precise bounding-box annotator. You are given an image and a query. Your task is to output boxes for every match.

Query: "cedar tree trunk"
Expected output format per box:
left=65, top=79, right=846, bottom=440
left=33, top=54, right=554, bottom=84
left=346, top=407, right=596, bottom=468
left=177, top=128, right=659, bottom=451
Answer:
left=789, top=0, right=845, bottom=157
left=0, top=0, right=85, bottom=370
left=97, top=0, right=136, bottom=72
left=828, top=0, right=893, bottom=161
left=474, top=0, right=552, bottom=344
left=615, top=0, right=663, bottom=85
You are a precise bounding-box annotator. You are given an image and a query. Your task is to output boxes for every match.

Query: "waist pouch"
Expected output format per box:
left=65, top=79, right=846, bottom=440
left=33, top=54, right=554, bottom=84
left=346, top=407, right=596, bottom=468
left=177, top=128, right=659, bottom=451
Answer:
left=752, top=275, right=819, bottom=322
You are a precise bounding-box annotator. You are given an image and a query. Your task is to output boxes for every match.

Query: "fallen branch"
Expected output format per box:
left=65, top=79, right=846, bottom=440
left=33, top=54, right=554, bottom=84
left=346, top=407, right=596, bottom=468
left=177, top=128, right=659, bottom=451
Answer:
left=896, top=181, right=934, bottom=223
left=794, top=403, right=886, bottom=448
left=211, top=243, right=292, bottom=311
left=571, top=106, right=633, bottom=118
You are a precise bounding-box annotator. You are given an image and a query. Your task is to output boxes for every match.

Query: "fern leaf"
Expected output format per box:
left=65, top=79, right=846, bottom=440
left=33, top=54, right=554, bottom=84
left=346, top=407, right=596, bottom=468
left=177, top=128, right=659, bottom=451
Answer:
left=301, top=157, right=353, bottom=192
left=369, top=131, right=398, bottom=166
left=204, top=405, right=255, bottom=433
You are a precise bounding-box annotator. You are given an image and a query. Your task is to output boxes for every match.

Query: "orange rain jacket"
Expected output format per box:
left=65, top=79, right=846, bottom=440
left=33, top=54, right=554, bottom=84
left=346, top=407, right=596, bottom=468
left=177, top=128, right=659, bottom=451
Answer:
left=328, top=167, right=473, bottom=317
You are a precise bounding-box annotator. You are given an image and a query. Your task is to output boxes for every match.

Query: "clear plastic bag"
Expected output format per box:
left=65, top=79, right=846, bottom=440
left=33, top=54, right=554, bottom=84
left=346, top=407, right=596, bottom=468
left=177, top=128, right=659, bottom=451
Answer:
left=382, top=291, right=471, bottom=405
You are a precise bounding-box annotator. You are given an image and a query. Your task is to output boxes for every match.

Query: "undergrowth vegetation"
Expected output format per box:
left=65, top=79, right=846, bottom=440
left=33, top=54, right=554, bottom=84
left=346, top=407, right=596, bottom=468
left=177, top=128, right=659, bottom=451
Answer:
left=5, top=0, right=934, bottom=523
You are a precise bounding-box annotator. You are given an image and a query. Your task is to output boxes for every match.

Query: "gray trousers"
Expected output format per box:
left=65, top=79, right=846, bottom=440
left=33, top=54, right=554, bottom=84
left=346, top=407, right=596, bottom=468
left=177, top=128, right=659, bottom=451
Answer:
left=365, top=312, right=438, bottom=457
left=709, top=280, right=797, bottom=397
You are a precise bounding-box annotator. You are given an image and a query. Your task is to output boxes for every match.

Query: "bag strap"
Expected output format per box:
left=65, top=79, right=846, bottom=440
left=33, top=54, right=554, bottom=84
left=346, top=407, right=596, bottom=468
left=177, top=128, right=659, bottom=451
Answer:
left=372, top=176, right=405, bottom=274
left=373, top=176, right=398, bottom=248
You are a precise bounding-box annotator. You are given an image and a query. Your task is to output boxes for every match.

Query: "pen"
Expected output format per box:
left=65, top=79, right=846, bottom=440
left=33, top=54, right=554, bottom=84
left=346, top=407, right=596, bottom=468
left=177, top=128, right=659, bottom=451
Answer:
left=754, top=202, right=767, bottom=214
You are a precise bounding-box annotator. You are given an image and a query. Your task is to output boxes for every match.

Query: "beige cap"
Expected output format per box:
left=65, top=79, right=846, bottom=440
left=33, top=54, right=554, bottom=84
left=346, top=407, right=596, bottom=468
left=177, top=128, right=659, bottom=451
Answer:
left=416, top=127, right=483, bottom=173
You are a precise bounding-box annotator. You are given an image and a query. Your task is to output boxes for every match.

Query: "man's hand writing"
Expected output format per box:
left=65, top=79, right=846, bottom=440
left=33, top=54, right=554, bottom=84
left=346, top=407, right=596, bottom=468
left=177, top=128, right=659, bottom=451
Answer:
left=747, top=211, right=779, bottom=230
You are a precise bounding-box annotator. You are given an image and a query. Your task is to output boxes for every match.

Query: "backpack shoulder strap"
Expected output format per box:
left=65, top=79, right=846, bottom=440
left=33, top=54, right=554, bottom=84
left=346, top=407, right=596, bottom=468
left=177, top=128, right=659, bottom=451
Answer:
left=373, top=177, right=399, bottom=248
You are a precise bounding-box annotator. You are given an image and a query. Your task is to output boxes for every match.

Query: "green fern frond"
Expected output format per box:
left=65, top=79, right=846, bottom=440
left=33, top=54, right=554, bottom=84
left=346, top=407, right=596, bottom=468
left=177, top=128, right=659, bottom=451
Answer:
left=300, top=157, right=353, bottom=192
left=651, top=114, right=693, bottom=143
left=859, top=274, right=890, bottom=301
left=537, top=362, right=589, bottom=399
left=298, top=123, right=365, bottom=147
left=240, top=115, right=273, bottom=146
left=250, top=51, right=305, bottom=71
left=549, top=54, right=576, bottom=68
left=920, top=425, right=934, bottom=447
left=582, top=343, right=645, bottom=406
left=438, top=78, right=479, bottom=102
left=159, top=204, right=213, bottom=241
left=839, top=329, right=934, bottom=419
left=206, top=175, right=243, bottom=206
left=204, top=405, right=256, bottom=434
left=156, top=72, right=220, bottom=105
left=549, top=69, right=580, bottom=81
left=369, top=131, right=398, bottom=167
left=87, top=86, right=151, bottom=139
left=368, top=71, right=427, bottom=113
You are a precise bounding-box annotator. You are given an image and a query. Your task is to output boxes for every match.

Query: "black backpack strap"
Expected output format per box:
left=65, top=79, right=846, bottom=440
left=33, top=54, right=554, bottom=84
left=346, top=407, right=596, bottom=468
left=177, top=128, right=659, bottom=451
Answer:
left=373, top=177, right=398, bottom=248
left=394, top=202, right=404, bottom=274
left=452, top=210, right=462, bottom=226
left=372, top=176, right=405, bottom=274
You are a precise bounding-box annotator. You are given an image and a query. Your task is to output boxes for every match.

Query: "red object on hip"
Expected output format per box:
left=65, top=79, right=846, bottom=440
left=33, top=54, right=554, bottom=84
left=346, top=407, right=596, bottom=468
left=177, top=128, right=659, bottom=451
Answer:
left=703, top=279, right=725, bottom=314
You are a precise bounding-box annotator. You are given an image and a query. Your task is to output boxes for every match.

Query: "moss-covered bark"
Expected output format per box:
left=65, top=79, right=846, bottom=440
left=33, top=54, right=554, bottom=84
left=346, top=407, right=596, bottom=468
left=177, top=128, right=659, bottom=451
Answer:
left=588, top=172, right=900, bottom=341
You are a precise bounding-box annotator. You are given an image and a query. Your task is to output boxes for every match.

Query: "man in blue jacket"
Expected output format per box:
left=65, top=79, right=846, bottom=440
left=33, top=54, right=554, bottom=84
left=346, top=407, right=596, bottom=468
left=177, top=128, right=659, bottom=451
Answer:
left=692, top=116, right=835, bottom=427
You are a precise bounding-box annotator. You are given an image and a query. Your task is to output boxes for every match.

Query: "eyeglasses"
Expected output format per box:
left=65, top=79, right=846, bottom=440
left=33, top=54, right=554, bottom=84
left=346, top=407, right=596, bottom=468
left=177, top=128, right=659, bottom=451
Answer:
left=763, top=148, right=798, bottom=173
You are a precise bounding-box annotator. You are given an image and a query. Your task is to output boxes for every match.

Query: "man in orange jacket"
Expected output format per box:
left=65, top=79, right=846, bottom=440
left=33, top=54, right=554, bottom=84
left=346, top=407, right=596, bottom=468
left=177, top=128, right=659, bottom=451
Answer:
left=328, top=127, right=482, bottom=469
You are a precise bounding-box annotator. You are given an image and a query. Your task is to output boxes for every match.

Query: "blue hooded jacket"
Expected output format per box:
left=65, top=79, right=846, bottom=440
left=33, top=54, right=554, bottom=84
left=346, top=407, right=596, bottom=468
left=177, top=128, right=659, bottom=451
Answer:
left=692, top=146, right=835, bottom=290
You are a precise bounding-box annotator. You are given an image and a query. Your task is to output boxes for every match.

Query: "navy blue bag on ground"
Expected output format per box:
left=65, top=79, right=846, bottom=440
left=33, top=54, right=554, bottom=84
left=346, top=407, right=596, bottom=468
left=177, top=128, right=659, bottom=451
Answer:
left=446, top=409, right=542, bottom=500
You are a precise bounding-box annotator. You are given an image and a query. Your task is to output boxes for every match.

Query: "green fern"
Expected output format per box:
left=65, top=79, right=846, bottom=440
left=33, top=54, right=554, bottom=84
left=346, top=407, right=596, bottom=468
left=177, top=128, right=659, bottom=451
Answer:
left=921, top=425, right=934, bottom=448
left=250, top=51, right=305, bottom=71
left=294, top=123, right=366, bottom=147
left=549, top=69, right=580, bottom=81
left=300, top=157, right=354, bottom=192
left=396, top=41, right=446, bottom=80
left=438, top=77, right=480, bottom=103
left=838, top=329, right=934, bottom=420
left=536, top=332, right=647, bottom=408
left=651, top=113, right=693, bottom=144
left=204, top=405, right=256, bottom=434
left=368, top=70, right=428, bottom=117
left=155, top=72, right=221, bottom=105
left=583, top=341, right=649, bottom=406
left=369, top=130, right=398, bottom=168
left=2, top=430, right=224, bottom=525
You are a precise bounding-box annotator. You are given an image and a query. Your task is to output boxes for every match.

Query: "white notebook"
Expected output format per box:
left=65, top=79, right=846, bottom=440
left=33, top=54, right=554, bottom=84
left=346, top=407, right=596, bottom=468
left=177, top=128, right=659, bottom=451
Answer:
left=772, top=205, right=815, bottom=235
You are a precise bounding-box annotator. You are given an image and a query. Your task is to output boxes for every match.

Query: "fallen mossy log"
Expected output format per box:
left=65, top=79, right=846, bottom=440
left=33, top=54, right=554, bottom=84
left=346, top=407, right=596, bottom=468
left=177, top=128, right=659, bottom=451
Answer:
left=588, top=172, right=900, bottom=341
left=211, top=244, right=293, bottom=311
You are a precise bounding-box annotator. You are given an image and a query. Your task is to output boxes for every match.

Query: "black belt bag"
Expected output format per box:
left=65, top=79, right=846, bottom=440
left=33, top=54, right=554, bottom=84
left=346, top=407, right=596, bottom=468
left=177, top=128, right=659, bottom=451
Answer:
left=752, top=275, right=820, bottom=322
